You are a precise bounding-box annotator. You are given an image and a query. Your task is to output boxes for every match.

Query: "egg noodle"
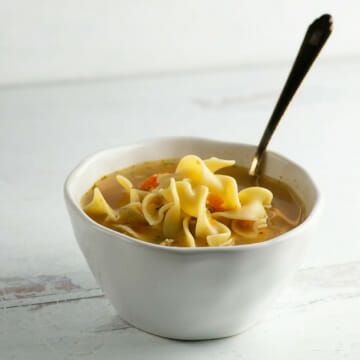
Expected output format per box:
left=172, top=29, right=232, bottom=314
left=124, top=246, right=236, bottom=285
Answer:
left=83, top=155, right=273, bottom=247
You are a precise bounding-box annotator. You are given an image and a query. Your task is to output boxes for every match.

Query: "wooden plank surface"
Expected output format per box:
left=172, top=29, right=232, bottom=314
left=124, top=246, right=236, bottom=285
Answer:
left=2, top=261, right=360, bottom=310
left=1, top=262, right=359, bottom=359
left=1, top=59, right=360, bottom=358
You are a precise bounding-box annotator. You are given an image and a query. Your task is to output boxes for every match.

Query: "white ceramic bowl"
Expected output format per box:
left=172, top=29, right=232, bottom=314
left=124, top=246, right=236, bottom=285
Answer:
left=64, top=137, right=320, bottom=340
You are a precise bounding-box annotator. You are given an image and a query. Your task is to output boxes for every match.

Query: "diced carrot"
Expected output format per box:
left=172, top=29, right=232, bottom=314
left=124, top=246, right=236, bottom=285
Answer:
left=237, top=220, right=254, bottom=229
left=210, top=218, right=216, bottom=226
left=141, top=173, right=169, bottom=191
left=207, top=193, right=224, bottom=211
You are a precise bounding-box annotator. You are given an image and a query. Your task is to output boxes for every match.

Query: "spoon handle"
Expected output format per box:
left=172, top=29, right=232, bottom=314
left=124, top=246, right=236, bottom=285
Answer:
left=249, top=14, right=333, bottom=176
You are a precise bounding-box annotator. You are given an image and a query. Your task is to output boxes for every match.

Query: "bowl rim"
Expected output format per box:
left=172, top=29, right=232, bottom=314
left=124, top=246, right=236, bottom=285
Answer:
left=64, top=136, right=321, bottom=253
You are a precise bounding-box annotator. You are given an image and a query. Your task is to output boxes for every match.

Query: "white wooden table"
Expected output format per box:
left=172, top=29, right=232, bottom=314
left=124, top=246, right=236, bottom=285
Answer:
left=1, top=59, right=359, bottom=359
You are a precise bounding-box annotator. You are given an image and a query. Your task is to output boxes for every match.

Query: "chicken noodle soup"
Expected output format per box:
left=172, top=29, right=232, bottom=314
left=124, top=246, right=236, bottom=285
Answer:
left=81, top=156, right=304, bottom=247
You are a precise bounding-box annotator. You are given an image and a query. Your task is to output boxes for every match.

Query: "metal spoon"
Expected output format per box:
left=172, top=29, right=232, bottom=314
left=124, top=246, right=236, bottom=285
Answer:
left=248, top=14, right=333, bottom=176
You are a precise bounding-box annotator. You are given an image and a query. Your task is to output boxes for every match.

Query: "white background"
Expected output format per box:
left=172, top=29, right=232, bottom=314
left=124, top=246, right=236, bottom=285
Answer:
left=1, top=0, right=359, bottom=85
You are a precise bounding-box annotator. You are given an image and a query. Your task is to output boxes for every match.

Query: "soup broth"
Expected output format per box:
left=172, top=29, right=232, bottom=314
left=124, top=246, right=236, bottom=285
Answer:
left=81, top=158, right=305, bottom=247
